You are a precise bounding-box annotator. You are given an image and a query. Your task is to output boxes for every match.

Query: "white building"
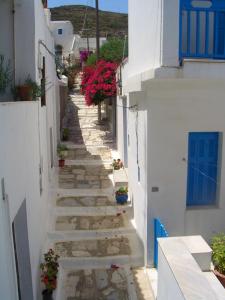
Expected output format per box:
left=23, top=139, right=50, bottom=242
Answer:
left=73, top=36, right=107, bottom=59
left=0, top=0, right=60, bottom=299
left=117, top=0, right=225, bottom=267
left=50, top=20, right=76, bottom=64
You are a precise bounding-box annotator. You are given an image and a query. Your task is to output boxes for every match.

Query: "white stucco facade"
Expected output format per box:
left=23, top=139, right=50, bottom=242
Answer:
left=0, top=1, right=60, bottom=299
left=117, top=0, right=225, bottom=266
left=73, top=36, right=107, bottom=59
left=50, top=20, right=76, bottom=60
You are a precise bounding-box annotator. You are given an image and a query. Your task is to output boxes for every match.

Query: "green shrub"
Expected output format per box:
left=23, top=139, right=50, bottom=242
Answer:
left=211, top=233, right=225, bottom=274
left=86, top=53, right=97, bottom=66
left=86, top=38, right=128, bottom=66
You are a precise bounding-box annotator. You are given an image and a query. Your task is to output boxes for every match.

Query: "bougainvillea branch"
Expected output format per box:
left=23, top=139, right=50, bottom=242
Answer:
left=81, top=60, right=118, bottom=106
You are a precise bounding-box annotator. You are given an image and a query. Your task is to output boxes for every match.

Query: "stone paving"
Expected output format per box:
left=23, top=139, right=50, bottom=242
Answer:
left=55, top=237, right=131, bottom=258
left=52, top=76, right=154, bottom=299
left=59, top=165, right=113, bottom=189
left=56, top=215, right=125, bottom=231
left=64, top=268, right=129, bottom=300
left=63, top=94, right=114, bottom=146
left=57, top=196, right=116, bottom=207
left=65, top=147, right=111, bottom=161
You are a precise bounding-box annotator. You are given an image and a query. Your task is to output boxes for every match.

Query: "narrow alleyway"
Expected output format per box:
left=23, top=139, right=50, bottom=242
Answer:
left=50, top=76, right=154, bottom=300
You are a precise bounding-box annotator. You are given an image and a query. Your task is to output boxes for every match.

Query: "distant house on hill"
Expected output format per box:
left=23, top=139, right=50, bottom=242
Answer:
left=50, top=19, right=107, bottom=65
left=50, top=20, right=77, bottom=65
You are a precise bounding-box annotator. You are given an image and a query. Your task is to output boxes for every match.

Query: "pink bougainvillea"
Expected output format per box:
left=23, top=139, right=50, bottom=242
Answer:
left=81, top=60, right=117, bottom=106
left=80, top=66, right=95, bottom=95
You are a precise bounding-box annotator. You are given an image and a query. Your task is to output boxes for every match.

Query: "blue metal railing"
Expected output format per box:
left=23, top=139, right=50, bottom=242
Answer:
left=180, top=0, right=225, bottom=60
left=154, top=218, right=169, bottom=268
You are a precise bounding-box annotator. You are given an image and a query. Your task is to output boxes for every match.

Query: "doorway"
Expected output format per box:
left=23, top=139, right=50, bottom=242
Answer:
left=12, top=200, right=34, bottom=300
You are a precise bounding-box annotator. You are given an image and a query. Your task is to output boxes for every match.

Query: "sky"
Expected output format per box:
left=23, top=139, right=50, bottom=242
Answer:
left=48, top=0, right=128, bottom=13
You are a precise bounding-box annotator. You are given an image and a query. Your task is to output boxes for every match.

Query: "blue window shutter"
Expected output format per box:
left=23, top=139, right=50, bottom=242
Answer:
left=187, top=132, right=219, bottom=206
left=215, top=12, right=225, bottom=57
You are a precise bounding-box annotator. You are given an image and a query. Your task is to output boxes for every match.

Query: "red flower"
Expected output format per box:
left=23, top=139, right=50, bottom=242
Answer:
left=81, top=60, right=118, bottom=106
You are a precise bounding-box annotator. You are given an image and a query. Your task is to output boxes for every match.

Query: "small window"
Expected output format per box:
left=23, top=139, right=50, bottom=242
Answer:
left=50, top=127, right=54, bottom=168
left=58, top=29, right=63, bottom=35
left=138, top=166, right=141, bottom=183
left=41, top=57, right=46, bottom=107
left=186, top=132, right=221, bottom=207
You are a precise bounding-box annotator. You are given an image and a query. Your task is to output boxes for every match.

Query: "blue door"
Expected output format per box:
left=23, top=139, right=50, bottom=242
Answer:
left=215, top=12, right=225, bottom=58
left=187, top=132, right=220, bottom=206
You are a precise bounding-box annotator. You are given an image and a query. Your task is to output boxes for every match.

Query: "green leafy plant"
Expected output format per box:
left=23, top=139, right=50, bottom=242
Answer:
left=57, top=144, right=68, bottom=159
left=116, top=187, right=128, bottom=196
left=40, top=249, right=59, bottom=292
left=25, top=77, right=42, bottom=100
left=62, top=128, right=70, bottom=141
left=0, top=55, right=12, bottom=94
left=211, top=233, right=225, bottom=275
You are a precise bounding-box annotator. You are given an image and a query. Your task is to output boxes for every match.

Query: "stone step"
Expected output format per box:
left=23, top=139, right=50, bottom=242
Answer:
left=56, top=195, right=116, bottom=207
left=55, top=214, right=130, bottom=231
left=52, top=204, right=133, bottom=219
left=57, top=266, right=139, bottom=300
left=48, top=227, right=135, bottom=241
left=58, top=165, right=113, bottom=189
left=67, top=138, right=114, bottom=147
left=64, top=147, right=111, bottom=161
left=53, top=234, right=143, bottom=264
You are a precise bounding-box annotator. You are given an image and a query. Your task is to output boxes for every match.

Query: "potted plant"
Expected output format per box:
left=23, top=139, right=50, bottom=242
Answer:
left=0, top=55, right=11, bottom=95
left=62, top=128, right=69, bottom=141
left=57, top=144, right=68, bottom=168
left=16, top=77, right=42, bottom=101
left=40, top=249, right=59, bottom=300
left=115, top=187, right=128, bottom=204
left=112, top=159, right=123, bottom=170
left=211, top=233, right=225, bottom=288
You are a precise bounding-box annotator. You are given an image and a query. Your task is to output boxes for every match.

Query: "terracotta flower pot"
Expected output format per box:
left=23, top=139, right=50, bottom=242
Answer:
left=17, top=85, right=33, bottom=101
left=58, top=159, right=65, bottom=168
left=214, top=270, right=225, bottom=288
left=42, top=289, right=53, bottom=300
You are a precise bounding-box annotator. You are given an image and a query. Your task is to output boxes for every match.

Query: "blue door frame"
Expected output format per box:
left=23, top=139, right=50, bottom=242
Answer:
left=154, top=218, right=169, bottom=268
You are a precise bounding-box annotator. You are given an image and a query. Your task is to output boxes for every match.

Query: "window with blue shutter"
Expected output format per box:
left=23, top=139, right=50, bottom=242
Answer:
left=186, top=132, right=221, bottom=206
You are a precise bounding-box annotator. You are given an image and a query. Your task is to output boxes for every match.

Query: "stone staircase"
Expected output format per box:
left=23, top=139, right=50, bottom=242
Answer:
left=48, top=77, right=144, bottom=300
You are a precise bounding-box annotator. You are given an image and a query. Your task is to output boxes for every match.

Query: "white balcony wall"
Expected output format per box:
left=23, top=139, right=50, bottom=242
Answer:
left=157, top=237, right=222, bottom=300
left=14, top=0, right=36, bottom=81
left=161, top=0, right=180, bottom=66
left=128, top=0, right=163, bottom=77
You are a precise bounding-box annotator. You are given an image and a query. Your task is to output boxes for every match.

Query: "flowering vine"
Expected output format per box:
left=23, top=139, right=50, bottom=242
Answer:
left=81, top=60, right=117, bottom=106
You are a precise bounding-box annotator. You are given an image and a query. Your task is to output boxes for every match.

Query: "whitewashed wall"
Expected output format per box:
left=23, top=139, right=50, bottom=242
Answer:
left=117, top=91, right=149, bottom=264
left=0, top=0, right=59, bottom=299
left=50, top=21, right=75, bottom=56
left=128, top=0, right=162, bottom=77
left=0, top=102, right=49, bottom=300
left=143, top=79, right=225, bottom=264
left=0, top=0, right=14, bottom=100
